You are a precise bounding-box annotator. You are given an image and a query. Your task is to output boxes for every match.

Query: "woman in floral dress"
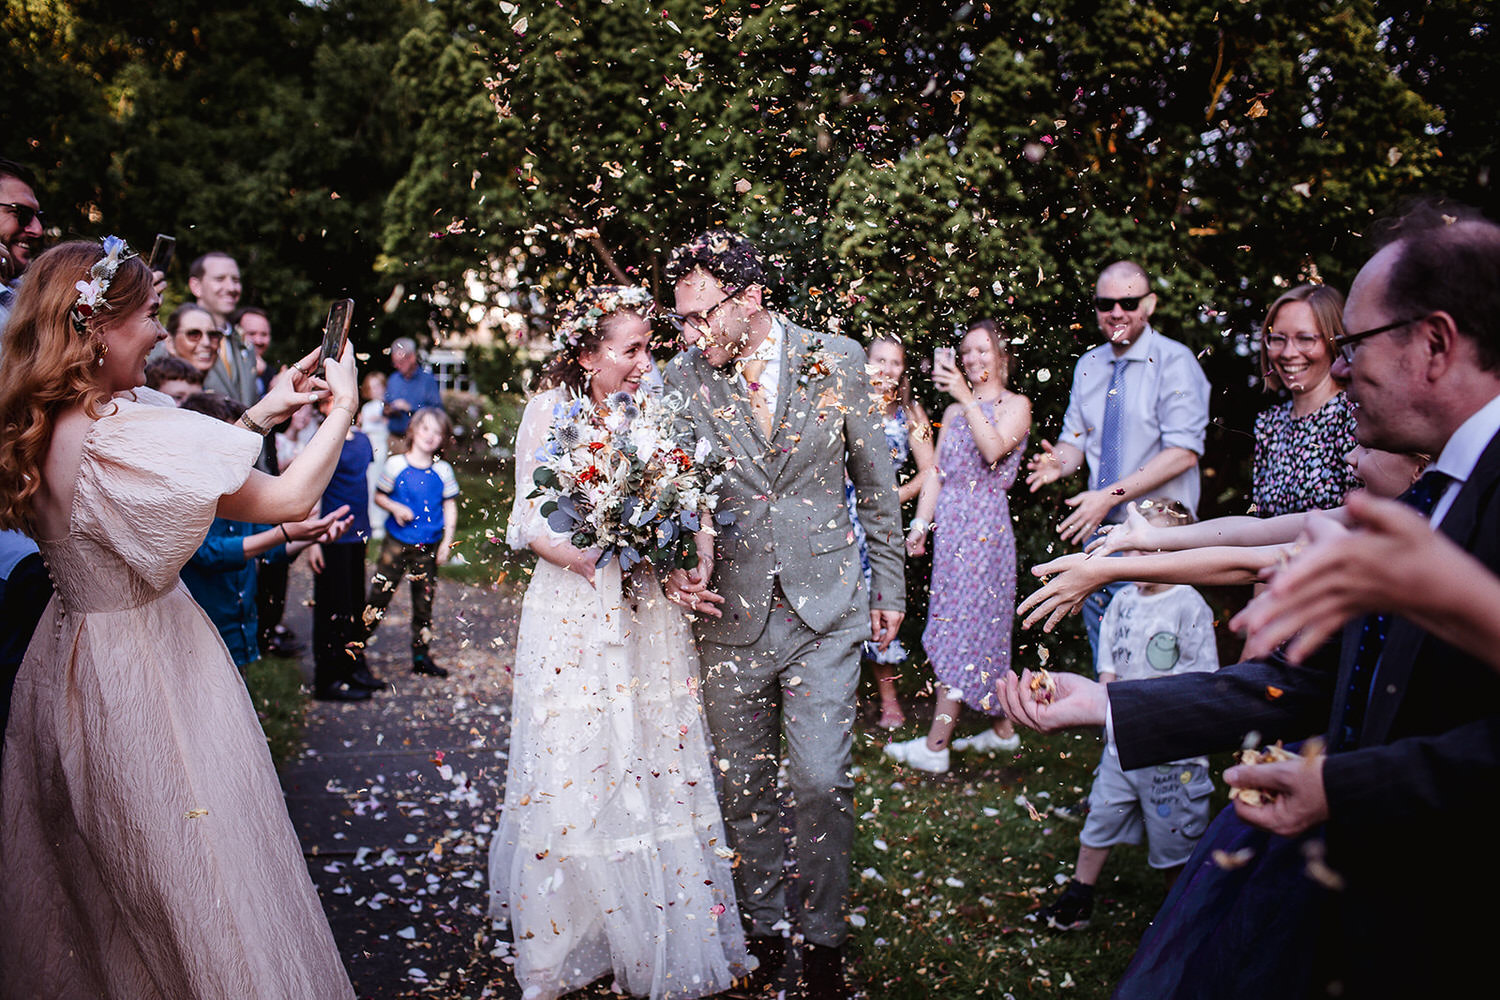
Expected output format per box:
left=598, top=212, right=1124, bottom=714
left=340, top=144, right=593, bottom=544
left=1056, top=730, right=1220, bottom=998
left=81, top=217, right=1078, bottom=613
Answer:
left=1253, top=284, right=1360, bottom=517
left=884, top=319, right=1030, bottom=774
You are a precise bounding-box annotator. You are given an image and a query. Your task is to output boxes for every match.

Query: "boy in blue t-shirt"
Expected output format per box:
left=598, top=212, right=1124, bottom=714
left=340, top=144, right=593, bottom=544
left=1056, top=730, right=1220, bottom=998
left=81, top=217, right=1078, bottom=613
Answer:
left=354, top=406, right=459, bottom=678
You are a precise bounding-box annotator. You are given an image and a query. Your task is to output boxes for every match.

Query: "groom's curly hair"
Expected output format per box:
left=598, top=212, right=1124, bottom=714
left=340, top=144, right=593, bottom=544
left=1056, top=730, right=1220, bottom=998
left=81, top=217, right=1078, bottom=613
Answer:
left=664, top=229, right=771, bottom=291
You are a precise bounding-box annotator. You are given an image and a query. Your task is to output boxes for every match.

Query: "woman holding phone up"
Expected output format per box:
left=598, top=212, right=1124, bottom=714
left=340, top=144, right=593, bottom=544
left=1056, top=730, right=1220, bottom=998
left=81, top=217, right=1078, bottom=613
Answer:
left=885, top=319, right=1030, bottom=774
left=0, top=239, right=358, bottom=997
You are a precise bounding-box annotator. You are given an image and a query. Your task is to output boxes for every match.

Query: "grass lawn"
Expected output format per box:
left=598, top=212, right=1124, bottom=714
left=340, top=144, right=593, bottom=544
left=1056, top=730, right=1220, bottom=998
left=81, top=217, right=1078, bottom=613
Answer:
left=848, top=679, right=1235, bottom=997
left=246, top=655, right=309, bottom=766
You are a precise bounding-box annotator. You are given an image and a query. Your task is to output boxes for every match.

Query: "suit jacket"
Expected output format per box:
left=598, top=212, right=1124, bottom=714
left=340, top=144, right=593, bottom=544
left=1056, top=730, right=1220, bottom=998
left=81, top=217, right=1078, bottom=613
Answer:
left=203, top=324, right=260, bottom=410
left=663, top=316, right=904, bottom=646
left=1109, top=425, right=1500, bottom=993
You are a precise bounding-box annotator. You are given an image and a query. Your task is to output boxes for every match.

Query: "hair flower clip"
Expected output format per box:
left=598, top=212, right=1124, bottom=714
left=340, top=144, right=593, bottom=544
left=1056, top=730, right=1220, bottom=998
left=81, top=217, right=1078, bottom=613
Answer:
left=551, top=285, right=655, bottom=353
left=69, top=235, right=135, bottom=335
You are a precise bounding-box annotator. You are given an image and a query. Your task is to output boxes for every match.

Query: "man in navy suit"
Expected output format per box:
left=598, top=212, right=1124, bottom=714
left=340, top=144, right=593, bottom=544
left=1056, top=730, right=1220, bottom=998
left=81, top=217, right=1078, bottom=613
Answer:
left=1000, top=207, right=1500, bottom=997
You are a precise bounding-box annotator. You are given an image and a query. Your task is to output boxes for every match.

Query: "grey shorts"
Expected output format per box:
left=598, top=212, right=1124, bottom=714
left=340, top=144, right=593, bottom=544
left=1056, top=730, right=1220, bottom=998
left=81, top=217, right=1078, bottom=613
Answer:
left=1080, top=751, right=1214, bottom=869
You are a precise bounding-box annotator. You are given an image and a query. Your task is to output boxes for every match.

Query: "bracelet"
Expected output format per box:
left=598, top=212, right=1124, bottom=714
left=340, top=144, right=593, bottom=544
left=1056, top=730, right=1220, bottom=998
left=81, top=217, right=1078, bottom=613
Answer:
left=238, top=411, right=272, bottom=436
left=910, top=518, right=931, bottom=535
left=279, top=524, right=292, bottom=546
left=331, top=402, right=358, bottom=420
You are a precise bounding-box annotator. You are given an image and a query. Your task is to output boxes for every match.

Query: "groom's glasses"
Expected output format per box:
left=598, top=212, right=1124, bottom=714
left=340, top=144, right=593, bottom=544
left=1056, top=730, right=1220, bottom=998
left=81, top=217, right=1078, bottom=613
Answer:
left=664, top=286, right=742, bottom=334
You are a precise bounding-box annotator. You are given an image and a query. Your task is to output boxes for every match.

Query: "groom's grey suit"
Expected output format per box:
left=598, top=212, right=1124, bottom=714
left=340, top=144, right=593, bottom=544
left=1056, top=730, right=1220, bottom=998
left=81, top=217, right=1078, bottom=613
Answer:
left=664, top=315, right=904, bottom=946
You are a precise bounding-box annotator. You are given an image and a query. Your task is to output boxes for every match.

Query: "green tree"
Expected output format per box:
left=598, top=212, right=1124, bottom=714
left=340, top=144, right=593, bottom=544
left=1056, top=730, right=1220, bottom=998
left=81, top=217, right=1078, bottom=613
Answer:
left=2, top=0, right=421, bottom=361
left=827, top=0, right=1447, bottom=658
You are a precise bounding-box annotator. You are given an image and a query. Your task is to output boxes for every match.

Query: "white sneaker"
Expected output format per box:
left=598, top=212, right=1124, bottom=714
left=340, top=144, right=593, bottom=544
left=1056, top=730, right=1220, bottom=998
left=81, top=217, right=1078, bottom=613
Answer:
left=951, top=728, right=1022, bottom=754
left=882, top=737, right=949, bottom=773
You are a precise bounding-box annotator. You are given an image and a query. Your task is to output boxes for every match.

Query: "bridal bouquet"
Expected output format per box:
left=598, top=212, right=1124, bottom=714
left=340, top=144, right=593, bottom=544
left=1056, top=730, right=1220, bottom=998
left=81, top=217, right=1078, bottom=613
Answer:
left=532, top=389, right=731, bottom=574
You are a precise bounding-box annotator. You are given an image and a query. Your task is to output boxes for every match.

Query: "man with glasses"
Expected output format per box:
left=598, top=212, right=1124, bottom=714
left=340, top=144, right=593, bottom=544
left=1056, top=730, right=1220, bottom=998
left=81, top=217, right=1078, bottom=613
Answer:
left=0, top=158, right=45, bottom=343
left=999, top=206, right=1500, bottom=997
left=661, top=229, right=903, bottom=998
left=1025, top=260, right=1210, bottom=660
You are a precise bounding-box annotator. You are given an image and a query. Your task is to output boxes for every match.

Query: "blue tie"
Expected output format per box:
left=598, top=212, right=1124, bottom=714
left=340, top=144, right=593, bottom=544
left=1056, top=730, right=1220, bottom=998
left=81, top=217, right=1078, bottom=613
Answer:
left=1096, top=360, right=1128, bottom=522
left=1338, top=470, right=1451, bottom=749
left=0, top=283, right=14, bottom=310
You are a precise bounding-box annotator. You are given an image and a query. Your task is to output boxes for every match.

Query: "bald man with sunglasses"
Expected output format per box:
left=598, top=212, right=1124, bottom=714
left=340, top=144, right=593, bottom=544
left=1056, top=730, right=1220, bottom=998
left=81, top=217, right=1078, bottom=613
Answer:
left=1026, top=260, right=1210, bottom=662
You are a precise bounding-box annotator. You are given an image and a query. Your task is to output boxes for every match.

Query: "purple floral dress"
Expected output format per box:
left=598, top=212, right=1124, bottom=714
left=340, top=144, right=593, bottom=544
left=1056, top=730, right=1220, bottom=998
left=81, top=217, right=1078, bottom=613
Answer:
left=922, top=402, right=1026, bottom=716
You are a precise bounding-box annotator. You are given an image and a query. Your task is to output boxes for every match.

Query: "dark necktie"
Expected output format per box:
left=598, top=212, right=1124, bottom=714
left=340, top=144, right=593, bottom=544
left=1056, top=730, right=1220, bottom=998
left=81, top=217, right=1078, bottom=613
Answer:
left=1338, top=470, right=1451, bottom=749
left=1096, top=359, right=1128, bottom=521
left=0, top=283, right=14, bottom=310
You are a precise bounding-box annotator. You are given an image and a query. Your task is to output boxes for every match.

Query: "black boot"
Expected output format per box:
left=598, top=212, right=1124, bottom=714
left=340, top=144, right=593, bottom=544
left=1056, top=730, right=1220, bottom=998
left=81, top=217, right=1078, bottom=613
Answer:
left=314, top=682, right=372, bottom=703
left=723, top=935, right=785, bottom=997
left=800, top=942, right=849, bottom=999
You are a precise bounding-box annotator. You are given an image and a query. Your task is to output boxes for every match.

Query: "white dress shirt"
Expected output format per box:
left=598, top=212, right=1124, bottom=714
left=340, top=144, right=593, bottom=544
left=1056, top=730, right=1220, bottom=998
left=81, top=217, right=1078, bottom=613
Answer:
left=1429, top=390, right=1500, bottom=527
left=737, top=314, right=786, bottom=415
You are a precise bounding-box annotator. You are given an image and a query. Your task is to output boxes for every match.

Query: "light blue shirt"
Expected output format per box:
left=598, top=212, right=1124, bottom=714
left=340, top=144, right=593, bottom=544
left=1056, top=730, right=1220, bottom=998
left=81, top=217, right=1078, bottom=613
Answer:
left=1058, top=325, right=1211, bottom=519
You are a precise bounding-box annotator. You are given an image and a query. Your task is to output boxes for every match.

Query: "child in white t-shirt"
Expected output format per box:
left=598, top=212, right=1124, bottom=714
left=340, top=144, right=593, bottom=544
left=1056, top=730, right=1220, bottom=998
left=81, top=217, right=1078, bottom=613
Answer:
left=1036, top=498, right=1220, bottom=931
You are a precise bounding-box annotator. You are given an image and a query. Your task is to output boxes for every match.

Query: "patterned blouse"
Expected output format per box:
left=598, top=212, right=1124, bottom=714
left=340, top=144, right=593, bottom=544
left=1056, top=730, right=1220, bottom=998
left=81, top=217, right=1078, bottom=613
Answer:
left=1252, top=391, right=1361, bottom=517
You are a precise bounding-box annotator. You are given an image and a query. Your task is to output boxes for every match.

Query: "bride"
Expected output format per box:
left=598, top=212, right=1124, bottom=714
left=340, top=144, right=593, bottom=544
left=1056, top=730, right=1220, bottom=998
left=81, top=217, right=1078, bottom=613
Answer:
left=488, top=286, right=750, bottom=999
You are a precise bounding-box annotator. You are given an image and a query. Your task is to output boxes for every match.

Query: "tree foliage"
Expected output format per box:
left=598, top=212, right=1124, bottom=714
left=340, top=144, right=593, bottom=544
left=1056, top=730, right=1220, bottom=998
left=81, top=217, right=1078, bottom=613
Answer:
left=5, top=0, right=1493, bottom=662
left=2, top=0, right=422, bottom=361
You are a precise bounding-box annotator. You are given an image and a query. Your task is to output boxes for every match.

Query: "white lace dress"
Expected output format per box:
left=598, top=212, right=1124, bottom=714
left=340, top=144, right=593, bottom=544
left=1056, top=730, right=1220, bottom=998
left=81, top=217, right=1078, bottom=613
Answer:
left=487, top=388, right=749, bottom=1000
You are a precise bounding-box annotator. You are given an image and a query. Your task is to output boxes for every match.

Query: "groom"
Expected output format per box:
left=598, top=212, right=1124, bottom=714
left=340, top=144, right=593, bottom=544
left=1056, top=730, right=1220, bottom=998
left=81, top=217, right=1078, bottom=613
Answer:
left=662, top=230, right=905, bottom=997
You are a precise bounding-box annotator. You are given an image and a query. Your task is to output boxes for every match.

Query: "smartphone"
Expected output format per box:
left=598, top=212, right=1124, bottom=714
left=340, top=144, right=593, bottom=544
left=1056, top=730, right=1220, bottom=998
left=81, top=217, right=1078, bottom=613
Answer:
left=933, top=346, right=956, bottom=370
left=147, top=233, right=176, bottom=273
left=320, top=298, right=355, bottom=370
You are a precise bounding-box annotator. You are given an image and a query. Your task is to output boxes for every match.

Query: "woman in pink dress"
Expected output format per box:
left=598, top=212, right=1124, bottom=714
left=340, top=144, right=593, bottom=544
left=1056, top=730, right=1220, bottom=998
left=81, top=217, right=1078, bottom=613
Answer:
left=0, top=239, right=358, bottom=998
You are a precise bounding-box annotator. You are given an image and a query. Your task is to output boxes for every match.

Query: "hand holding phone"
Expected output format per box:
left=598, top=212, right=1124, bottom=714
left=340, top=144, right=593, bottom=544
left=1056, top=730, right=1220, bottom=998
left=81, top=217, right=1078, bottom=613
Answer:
left=933, top=346, right=956, bottom=372
left=147, top=234, right=176, bottom=273
left=320, top=298, right=354, bottom=371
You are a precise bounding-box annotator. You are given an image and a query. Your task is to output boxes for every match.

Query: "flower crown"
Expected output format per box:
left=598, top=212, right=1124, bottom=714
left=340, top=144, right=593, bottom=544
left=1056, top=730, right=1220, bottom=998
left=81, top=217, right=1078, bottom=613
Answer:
left=552, top=285, right=654, bottom=353
left=70, top=235, right=134, bottom=335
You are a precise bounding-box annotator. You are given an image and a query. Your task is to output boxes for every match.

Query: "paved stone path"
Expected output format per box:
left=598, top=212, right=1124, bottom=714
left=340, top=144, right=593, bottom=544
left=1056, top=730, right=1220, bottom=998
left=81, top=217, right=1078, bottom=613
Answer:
left=279, top=559, right=529, bottom=999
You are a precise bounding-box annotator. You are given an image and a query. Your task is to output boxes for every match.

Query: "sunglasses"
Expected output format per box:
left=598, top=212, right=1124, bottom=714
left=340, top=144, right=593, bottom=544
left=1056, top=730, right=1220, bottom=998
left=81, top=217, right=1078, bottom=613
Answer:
left=1095, top=296, right=1145, bottom=312
left=177, top=328, right=225, bottom=345
left=0, top=202, right=45, bottom=229
left=664, top=286, right=742, bottom=333
left=1332, top=316, right=1423, bottom=365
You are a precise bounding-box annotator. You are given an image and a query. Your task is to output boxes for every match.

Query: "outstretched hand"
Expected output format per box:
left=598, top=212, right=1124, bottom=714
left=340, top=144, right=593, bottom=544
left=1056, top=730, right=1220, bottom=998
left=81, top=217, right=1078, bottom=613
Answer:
left=1018, top=552, right=1102, bottom=632
left=1025, top=439, right=1066, bottom=491
left=1084, top=501, right=1154, bottom=556
left=1057, top=489, right=1119, bottom=545
left=1231, top=508, right=1366, bottom=663
left=995, top=669, right=1109, bottom=733
left=283, top=505, right=352, bottom=543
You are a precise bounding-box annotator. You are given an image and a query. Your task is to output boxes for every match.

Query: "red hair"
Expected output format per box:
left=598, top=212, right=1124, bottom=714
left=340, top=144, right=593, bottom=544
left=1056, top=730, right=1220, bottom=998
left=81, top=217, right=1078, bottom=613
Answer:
left=0, top=241, right=154, bottom=530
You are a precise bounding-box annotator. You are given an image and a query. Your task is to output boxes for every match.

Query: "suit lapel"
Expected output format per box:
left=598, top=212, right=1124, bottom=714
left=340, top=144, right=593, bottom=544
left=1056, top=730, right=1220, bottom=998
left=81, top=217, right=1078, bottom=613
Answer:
left=1361, top=428, right=1500, bottom=744
left=766, top=319, right=820, bottom=483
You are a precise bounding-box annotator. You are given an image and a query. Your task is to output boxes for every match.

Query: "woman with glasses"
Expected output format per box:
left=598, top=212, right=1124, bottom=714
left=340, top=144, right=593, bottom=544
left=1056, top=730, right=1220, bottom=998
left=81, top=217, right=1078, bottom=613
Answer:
left=162, top=301, right=223, bottom=376
left=1252, top=284, right=1361, bottom=517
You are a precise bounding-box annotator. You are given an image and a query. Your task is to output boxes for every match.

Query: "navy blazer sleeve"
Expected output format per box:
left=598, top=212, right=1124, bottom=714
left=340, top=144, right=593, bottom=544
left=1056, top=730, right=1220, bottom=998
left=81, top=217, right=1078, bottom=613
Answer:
left=1110, top=649, right=1336, bottom=771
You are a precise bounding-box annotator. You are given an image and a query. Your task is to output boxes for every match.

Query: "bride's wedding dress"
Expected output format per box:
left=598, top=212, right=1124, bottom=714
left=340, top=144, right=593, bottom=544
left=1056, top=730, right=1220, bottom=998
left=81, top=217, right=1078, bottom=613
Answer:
left=488, top=387, right=749, bottom=1000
